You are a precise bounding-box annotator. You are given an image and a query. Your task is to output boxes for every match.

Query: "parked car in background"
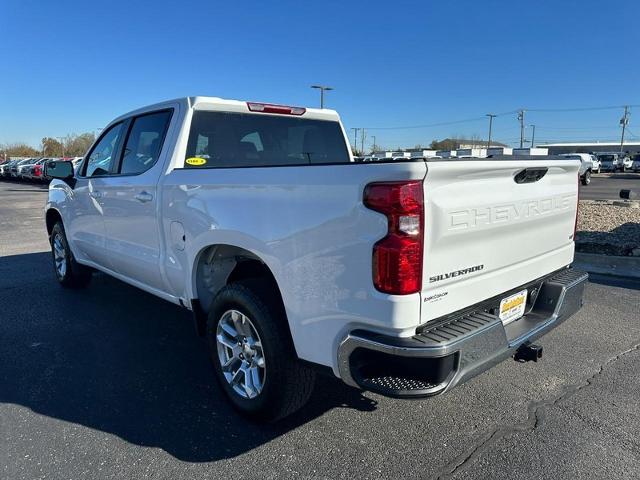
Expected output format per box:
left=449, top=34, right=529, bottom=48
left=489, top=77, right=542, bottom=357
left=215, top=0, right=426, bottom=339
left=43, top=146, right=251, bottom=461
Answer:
left=9, top=158, right=35, bottom=178
left=631, top=154, right=640, bottom=173
left=559, top=153, right=593, bottom=185
left=17, top=158, right=40, bottom=180
left=621, top=154, right=633, bottom=171
left=21, top=158, right=44, bottom=181
left=0, top=160, right=16, bottom=177
left=29, top=158, right=52, bottom=182
left=597, top=153, right=620, bottom=172
left=589, top=154, right=600, bottom=173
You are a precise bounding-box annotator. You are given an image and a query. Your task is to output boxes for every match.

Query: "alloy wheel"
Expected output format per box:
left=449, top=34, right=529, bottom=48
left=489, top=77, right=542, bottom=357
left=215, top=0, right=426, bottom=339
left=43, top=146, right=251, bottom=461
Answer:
left=215, top=309, right=266, bottom=399
left=52, top=234, right=67, bottom=278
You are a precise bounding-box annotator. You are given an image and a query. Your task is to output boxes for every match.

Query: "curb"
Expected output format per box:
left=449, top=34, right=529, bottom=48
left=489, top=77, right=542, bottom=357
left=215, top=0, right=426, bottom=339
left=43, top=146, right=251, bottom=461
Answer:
left=573, top=252, right=640, bottom=279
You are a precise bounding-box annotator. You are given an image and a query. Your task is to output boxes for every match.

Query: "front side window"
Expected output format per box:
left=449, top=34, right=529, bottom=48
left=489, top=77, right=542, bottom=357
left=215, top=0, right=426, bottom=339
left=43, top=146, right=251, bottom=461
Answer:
left=84, top=123, right=124, bottom=177
left=184, top=111, right=351, bottom=168
left=119, top=110, right=172, bottom=175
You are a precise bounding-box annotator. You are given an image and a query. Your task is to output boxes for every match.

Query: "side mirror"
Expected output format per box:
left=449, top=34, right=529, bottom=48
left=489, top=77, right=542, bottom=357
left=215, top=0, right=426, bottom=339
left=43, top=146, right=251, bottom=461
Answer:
left=45, top=160, right=74, bottom=179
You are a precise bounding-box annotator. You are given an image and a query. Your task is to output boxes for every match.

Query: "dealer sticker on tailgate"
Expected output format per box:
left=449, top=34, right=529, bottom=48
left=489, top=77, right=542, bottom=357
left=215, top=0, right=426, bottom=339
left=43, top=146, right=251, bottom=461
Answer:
left=499, top=289, right=528, bottom=325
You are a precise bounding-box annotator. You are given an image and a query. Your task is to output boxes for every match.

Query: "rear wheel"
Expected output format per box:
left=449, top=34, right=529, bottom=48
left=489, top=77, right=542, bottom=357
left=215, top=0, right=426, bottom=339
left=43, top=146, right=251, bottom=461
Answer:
left=207, top=281, right=315, bottom=422
left=581, top=170, right=591, bottom=185
left=50, top=222, right=92, bottom=288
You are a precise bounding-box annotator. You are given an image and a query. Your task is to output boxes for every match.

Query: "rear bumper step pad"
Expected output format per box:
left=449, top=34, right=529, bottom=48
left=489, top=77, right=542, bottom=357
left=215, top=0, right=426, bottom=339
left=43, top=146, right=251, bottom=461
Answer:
left=338, top=267, right=588, bottom=397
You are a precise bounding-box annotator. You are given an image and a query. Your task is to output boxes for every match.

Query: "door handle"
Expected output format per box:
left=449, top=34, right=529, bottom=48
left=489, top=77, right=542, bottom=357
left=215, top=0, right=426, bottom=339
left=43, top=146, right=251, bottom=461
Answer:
left=89, top=191, right=102, bottom=199
left=135, top=191, right=154, bottom=203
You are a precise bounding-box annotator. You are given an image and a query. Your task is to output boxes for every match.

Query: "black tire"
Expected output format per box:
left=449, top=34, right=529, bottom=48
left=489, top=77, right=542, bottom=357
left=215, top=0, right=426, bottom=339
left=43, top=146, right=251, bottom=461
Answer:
left=207, top=280, right=315, bottom=422
left=50, top=221, right=92, bottom=288
left=581, top=170, right=591, bottom=185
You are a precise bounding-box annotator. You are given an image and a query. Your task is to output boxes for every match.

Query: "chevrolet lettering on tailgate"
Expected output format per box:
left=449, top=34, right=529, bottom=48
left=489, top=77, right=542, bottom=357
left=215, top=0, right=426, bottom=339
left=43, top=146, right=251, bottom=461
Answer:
left=448, top=194, right=576, bottom=230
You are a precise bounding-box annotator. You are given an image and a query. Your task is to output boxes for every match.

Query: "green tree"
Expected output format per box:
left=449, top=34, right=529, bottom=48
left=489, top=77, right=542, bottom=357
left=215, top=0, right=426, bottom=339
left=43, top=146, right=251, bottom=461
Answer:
left=1, top=142, right=40, bottom=157
left=42, top=137, right=63, bottom=157
left=429, top=138, right=458, bottom=151
left=65, top=133, right=95, bottom=156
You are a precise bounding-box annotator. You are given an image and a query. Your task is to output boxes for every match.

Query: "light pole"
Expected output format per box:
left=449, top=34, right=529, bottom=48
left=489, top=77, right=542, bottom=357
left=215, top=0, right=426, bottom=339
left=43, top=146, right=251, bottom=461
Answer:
left=529, top=125, right=536, bottom=148
left=350, top=128, right=360, bottom=154
left=371, top=135, right=377, bottom=153
left=486, top=114, right=496, bottom=150
left=311, top=85, right=333, bottom=109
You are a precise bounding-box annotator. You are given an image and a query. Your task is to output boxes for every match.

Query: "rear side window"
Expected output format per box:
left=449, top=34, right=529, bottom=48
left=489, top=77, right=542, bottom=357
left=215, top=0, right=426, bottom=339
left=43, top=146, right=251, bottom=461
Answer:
left=119, top=110, right=172, bottom=175
left=184, top=111, right=350, bottom=168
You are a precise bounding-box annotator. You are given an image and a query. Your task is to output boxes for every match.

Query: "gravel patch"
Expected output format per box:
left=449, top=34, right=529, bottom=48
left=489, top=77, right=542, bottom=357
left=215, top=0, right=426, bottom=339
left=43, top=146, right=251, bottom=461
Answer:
left=576, top=201, right=640, bottom=256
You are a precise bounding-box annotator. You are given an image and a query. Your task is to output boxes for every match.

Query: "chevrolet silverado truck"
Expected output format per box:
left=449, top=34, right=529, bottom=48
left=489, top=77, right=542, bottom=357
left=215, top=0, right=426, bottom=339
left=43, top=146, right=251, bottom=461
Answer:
left=45, top=97, right=588, bottom=421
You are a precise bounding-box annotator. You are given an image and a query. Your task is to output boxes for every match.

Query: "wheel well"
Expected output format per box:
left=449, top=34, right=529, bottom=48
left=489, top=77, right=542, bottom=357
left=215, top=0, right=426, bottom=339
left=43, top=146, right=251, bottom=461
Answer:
left=45, top=209, right=62, bottom=236
left=192, top=245, right=287, bottom=336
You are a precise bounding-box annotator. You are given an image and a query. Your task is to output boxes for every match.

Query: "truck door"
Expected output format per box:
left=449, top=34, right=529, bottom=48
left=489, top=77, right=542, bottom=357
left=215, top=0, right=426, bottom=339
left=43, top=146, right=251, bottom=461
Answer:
left=99, top=109, right=173, bottom=292
left=66, top=122, right=127, bottom=270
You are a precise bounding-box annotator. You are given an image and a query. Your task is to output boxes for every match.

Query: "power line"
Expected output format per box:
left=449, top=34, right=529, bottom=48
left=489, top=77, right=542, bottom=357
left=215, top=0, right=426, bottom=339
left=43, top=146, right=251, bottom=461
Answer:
left=532, top=125, right=621, bottom=131
left=358, top=104, right=639, bottom=131
left=364, top=115, right=487, bottom=131
left=363, top=109, right=519, bottom=130
left=526, top=104, right=640, bottom=113
left=356, top=103, right=639, bottom=148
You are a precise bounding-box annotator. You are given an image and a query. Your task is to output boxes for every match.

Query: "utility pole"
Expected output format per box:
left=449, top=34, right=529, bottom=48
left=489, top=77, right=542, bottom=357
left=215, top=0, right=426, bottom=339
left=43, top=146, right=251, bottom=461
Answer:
left=350, top=128, right=360, bottom=154
left=361, top=129, right=366, bottom=155
left=517, top=110, right=525, bottom=148
left=486, top=114, right=496, bottom=150
left=620, top=105, right=630, bottom=154
left=529, top=125, right=536, bottom=148
left=310, top=85, right=333, bottom=109
left=371, top=135, right=377, bottom=153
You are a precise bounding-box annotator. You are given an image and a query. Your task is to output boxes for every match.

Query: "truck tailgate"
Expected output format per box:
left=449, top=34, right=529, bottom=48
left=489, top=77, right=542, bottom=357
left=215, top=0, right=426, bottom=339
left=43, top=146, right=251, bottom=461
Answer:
left=421, top=158, right=579, bottom=323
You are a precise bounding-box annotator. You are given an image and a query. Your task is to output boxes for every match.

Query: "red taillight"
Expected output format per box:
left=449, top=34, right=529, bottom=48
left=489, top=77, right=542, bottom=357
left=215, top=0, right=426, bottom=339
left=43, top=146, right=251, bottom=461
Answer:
left=364, top=181, right=424, bottom=295
left=247, top=102, right=306, bottom=116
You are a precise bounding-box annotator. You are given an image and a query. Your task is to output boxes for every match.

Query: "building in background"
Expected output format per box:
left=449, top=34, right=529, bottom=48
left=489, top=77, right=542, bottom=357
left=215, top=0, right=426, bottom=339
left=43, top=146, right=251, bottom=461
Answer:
left=539, top=142, right=640, bottom=155
left=513, top=147, right=549, bottom=156
left=487, top=147, right=513, bottom=155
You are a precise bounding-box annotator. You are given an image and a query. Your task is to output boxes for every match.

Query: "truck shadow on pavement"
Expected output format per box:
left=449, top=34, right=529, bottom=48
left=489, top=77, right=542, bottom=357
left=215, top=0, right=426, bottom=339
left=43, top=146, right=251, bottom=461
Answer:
left=0, top=252, right=377, bottom=463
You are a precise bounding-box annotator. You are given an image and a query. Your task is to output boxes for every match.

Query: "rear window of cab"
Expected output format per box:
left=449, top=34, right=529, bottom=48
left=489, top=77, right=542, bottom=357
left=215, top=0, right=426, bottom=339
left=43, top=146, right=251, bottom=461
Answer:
left=184, top=111, right=351, bottom=168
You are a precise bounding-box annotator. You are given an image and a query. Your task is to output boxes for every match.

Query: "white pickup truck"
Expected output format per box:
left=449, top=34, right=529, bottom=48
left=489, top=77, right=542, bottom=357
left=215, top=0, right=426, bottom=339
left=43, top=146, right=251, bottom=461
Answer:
left=45, top=97, right=587, bottom=421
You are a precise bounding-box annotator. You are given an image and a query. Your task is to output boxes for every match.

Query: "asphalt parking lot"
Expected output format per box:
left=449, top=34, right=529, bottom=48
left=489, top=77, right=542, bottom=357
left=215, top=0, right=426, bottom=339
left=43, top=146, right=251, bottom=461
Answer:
left=1, top=180, right=639, bottom=480
left=580, top=173, right=640, bottom=201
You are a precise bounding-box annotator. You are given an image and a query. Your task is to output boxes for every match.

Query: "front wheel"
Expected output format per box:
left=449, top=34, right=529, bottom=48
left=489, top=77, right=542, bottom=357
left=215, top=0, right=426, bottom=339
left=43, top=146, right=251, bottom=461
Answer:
left=207, top=281, right=315, bottom=422
left=50, top=222, right=92, bottom=288
left=581, top=171, right=591, bottom=185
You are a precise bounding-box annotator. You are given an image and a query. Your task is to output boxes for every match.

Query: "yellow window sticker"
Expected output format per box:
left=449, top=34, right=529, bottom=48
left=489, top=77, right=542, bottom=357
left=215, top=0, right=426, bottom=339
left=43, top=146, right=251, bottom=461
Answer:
left=185, top=157, right=207, bottom=166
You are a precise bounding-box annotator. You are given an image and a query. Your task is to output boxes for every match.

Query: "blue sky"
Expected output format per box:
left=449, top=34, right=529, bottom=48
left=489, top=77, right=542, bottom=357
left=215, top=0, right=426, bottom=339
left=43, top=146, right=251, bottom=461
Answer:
left=2, top=0, right=639, bottom=150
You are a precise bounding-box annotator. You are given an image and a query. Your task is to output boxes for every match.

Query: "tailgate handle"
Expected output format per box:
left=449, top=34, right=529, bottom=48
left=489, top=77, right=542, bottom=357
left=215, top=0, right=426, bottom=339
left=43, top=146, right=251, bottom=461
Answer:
left=514, top=167, right=548, bottom=184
